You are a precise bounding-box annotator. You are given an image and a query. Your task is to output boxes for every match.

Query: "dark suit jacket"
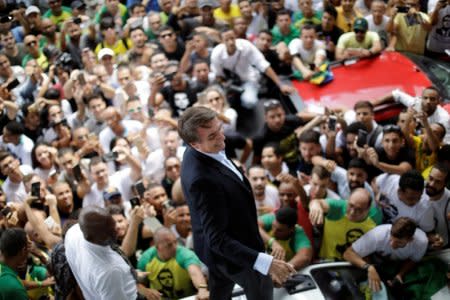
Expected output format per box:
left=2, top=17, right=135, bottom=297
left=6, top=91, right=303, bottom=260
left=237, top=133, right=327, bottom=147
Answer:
left=181, top=146, right=264, bottom=275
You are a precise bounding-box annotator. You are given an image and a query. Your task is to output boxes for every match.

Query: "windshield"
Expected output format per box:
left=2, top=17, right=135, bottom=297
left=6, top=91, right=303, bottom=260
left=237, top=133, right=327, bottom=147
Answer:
left=405, top=53, right=450, bottom=101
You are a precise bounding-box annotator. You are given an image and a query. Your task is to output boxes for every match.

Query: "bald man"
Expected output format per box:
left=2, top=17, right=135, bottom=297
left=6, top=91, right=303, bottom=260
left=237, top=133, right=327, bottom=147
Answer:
left=65, top=206, right=138, bottom=299
left=309, top=187, right=382, bottom=260
left=99, top=107, right=143, bottom=153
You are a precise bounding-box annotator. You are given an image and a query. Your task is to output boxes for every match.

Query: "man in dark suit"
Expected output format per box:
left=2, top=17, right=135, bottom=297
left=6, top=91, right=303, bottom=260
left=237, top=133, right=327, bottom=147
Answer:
left=179, top=107, right=296, bottom=300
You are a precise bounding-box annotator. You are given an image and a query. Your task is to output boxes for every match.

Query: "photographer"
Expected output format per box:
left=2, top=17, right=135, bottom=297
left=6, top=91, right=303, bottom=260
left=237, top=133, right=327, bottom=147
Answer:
left=386, top=0, right=432, bottom=54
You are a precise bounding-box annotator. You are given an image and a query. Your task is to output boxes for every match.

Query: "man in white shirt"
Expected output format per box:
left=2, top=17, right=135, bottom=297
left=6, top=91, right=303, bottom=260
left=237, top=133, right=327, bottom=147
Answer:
left=374, top=86, right=450, bottom=144
left=0, top=151, right=32, bottom=203
left=99, top=107, right=143, bottom=153
left=288, top=24, right=326, bottom=80
left=303, top=165, right=340, bottom=200
left=375, top=170, right=434, bottom=233
left=344, top=217, right=428, bottom=292
left=0, top=121, right=34, bottom=167
left=210, top=29, right=293, bottom=109
left=248, top=165, right=280, bottom=215
left=65, top=206, right=138, bottom=300
left=425, top=163, right=450, bottom=248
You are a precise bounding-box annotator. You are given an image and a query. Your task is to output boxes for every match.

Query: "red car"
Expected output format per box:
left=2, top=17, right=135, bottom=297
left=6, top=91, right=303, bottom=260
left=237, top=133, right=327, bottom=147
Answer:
left=291, top=52, right=450, bottom=123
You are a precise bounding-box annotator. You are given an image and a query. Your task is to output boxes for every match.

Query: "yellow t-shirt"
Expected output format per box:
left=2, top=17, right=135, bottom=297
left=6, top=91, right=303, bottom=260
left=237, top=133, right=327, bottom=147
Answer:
left=413, top=135, right=437, bottom=173
left=95, top=38, right=133, bottom=58
left=214, top=5, right=241, bottom=24
left=336, top=7, right=363, bottom=33
left=319, top=199, right=382, bottom=260
left=337, top=31, right=380, bottom=49
left=137, top=246, right=201, bottom=300
left=393, top=12, right=430, bottom=55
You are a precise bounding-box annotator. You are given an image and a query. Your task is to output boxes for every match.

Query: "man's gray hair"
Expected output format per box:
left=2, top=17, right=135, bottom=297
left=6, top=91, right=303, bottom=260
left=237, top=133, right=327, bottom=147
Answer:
left=177, top=106, right=217, bottom=144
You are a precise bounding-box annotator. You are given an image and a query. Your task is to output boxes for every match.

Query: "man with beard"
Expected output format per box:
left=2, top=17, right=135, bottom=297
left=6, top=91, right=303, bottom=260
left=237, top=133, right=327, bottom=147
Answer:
left=312, top=157, right=373, bottom=200
left=425, top=163, right=450, bottom=248
left=0, top=228, right=30, bottom=300
left=335, top=17, right=381, bottom=60
left=374, top=86, right=450, bottom=144
left=249, top=165, right=280, bottom=216
left=127, top=26, right=154, bottom=66
left=40, top=19, right=60, bottom=49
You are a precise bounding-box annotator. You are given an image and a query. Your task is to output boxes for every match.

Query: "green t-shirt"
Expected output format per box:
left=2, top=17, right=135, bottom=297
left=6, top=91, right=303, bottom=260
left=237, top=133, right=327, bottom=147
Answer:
left=94, top=4, right=129, bottom=25
left=27, top=265, right=51, bottom=300
left=137, top=246, right=201, bottom=300
left=0, top=263, right=28, bottom=300
left=43, top=7, right=73, bottom=27
left=271, top=25, right=300, bottom=46
left=292, top=11, right=323, bottom=30
left=319, top=198, right=382, bottom=260
left=260, top=213, right=311, bottom=261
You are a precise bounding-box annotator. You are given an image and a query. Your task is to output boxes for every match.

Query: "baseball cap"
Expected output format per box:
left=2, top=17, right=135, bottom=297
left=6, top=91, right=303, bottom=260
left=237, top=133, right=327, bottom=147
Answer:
left=199, top=0, right=217, bottom=8
left=97, top=48, right=115, bottom=60
left=71, top=0, right=86, bottom=10
left=103, top=187, right=121, bottom=201
left=353, top=18, right=368, bottom=32
left=25, top=6, right=41, bottom=16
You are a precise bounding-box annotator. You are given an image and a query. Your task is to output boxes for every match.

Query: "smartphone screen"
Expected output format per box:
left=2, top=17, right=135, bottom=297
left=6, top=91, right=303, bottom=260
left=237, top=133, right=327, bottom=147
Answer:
left=135, top=181, right=146, bottom=198
left=78, top=72, right=86, bottom=85
left=328, top=116, right=337, bottom=131
left=6, top=78, right=20, bottom=91
left=356, top=129, right=368, bottom=148
left=72, top=164, right=83, bottom=181
left=130, top=197, right=140, bottom=208
left=31, top=182, right=41, bottom=198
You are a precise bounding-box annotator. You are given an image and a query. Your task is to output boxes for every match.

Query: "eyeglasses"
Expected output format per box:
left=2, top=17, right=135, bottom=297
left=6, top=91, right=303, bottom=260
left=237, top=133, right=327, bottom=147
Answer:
left=383, top=124, right=401, bottom=133
left=264, top=99, right=281, bottom=111
left=128, top=107, right=142, bottom=113
left=26, top=41, right=37, bottom=47
left=159, top=32, right=174, bottom=39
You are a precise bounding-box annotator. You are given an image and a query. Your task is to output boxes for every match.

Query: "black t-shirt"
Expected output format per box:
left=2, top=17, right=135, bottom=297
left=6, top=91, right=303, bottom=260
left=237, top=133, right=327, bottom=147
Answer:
left=253, top=115, right=305, bottom=165
left=158, top=39, right=186, bottom=62
left=368, top=146, right=416, bottom=179
left=160, top=82, right=197, bottom=117
left=314, top=25, right=344, bottom=61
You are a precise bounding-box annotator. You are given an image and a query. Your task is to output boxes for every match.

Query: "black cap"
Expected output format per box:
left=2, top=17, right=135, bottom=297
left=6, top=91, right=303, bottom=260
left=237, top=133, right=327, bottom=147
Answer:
left=71, top=0, right=86, bottom=10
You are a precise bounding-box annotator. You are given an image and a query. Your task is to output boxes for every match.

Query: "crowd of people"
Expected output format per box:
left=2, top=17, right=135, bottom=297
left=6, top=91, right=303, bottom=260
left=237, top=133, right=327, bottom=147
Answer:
left=0, top=0, right=449, bottom=299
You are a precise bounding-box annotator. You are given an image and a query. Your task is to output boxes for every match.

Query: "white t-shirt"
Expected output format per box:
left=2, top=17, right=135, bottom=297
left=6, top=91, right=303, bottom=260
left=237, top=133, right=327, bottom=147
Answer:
left=352, top=224, right=428, bottom=262
left=99, top=120, right=143, bottom=153
left=255, top=185, right=280, bottom=211
left=65, top=224, right=137, bottom=300
left=3, top=165, right=33, bottom=204
left=365, top=14, right=389, bottom=32
left=331, top=165, right=374, bottom=200
left=392, top=89, right=450, bottom=144
left=143, top=147, right=185, bottom=183
left=0, top=134, right=34, bottom=167
left=427, top=188, right=450, bottom=246
left=376, top=173, right=434, bottom=232
left=288, top=38, right=326, bottom=65
left=83, top=168, right=136, bottom=208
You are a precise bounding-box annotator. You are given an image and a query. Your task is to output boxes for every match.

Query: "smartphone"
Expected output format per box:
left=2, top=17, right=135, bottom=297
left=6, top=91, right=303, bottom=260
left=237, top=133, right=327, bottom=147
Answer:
left=6, top=78, right=20, bottom=91
left=135, top=181, right=146, bottom=198
left=73, top=17, right=82, bottom=25
left=31, top=182, right=41, bottom=198
left=77, top=72, right=86, bottom=86
left=103, top=152, right=118, bottom=162
left=72, top=164, right=83, bottom=181
left=356, top=129, right=368, bottom=148
left=162, top=200, right=173, bottom=210
left=396, top=6, right=410, bottom=13
left=328, top=116, right=337, bottom=131
left=148, top=107, right=154, bottom=118
left=130, top=197, right=140, bottom=208
left=413, top=101, right=422, bottom=113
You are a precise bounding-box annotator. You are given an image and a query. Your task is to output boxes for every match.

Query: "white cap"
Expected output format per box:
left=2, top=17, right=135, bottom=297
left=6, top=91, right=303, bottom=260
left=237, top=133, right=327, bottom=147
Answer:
left=25, top=6, right=40, bottom=16
left=97, top=48, right=115, bottom=60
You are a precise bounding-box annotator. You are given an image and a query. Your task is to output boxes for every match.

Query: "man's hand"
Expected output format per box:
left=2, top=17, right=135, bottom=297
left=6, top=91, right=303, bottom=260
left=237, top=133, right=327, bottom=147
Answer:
left=279, top=84, right=295, bottom=95
left=268, top=259, right=296, bottom=286
left=368, top=265, right=382, bottom=292
left=387, top=274, right=403, bottom=288
left=271, top=240, right=286, bottom=261
left=196, top=288, right=209, bottom=300
left=365, top=147, right=379, bottom=166
left=45, top=194, right=57, bottom=208
left=309, top=200, right=324, bottom=226
left=428, top=233, right=445, bottom=250
left=140, top=287, right=162, bottom=300
left=130, top=206, right=145, bottom=225
left=41, top=276, right=56, bottom=287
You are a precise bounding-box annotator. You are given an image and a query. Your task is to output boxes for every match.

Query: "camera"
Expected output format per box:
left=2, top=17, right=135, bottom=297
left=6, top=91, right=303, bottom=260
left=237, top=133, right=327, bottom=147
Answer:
left=49, top=118, right=67, bottom=128
left=396, top=6, right=410, bottom=13
left=103, top=152, right=119, bottom=162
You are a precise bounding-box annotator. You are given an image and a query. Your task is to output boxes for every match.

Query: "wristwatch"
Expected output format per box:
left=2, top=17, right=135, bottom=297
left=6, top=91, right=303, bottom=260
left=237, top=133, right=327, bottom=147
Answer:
left=362, top=263, right=372, bottom=271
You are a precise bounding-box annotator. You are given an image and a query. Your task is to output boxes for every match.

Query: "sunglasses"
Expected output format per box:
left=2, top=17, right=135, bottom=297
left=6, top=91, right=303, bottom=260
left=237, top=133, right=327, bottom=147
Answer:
left=354, top=29, right=366, bottom=34
left=383, top=124, right=402, bottom=133
left=160, top=32, right=174, bottom=39
left=264, top=99, right=281, bottom=111
left=26, top=41, right=37, bottom=47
